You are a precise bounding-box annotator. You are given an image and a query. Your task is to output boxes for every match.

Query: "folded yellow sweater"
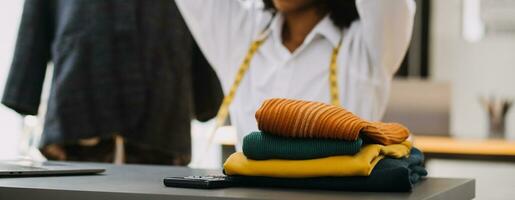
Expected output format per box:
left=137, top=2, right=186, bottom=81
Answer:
left=223, top=141, right=412, bottom=178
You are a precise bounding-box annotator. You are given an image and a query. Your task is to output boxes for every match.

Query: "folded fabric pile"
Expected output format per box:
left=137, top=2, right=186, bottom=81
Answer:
left=223, top=98, right=427, bottom=192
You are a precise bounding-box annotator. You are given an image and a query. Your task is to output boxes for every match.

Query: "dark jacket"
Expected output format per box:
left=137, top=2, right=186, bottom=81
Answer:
left=1, top=0, right=223, bottom=158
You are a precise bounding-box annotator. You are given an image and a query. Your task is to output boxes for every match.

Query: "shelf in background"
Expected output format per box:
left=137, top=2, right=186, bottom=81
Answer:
left=414, top=136, right=515, bottom=161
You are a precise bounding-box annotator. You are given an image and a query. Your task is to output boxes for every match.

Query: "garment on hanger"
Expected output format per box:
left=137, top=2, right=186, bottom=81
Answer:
left=2, top=0, right=222, bottom=161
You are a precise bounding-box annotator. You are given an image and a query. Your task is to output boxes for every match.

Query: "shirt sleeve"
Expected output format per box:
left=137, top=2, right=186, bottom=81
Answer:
left=174, top=0, right=263, bottom=78
left=356, top=0, right=416, bottom=76
left=1, top=0, right=53, bottom=115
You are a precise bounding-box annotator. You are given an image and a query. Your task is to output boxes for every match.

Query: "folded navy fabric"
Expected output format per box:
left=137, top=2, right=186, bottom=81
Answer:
left=228, top=148, right=427, bottom=192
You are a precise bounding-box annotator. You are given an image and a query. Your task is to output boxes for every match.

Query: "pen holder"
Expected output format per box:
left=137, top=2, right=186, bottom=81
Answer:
left=480, top=96, right=513, bottom=139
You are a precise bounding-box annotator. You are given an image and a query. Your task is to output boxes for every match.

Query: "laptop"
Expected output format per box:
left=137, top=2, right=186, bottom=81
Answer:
left=0, top=160, right=105, bottom=177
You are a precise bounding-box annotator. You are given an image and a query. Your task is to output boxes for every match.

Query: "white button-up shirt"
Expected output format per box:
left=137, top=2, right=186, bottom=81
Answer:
left=176, top=0, right=416, bottom=150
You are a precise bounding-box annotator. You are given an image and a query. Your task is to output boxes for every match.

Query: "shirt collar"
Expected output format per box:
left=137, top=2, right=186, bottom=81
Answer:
left=267, top=13, right=343, bottom=48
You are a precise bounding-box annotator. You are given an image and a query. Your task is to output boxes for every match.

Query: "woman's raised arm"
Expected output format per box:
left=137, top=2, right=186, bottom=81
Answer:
left=175, top=0, right=263, bottom=75
left=356, top=0, right=416, bottom=76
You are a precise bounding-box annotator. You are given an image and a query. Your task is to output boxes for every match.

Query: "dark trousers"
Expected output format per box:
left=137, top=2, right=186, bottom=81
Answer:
left=41, top=135, right=190, bottom=166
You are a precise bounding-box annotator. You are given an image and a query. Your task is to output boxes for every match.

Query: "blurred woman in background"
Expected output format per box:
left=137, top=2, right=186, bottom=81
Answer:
left=175, top=0, right=416, bottom=150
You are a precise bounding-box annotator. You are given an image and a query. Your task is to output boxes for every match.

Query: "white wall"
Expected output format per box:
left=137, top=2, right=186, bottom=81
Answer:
left=0, top=0, right=24, bottom=159
left=431, top=0, right=515, bottom=138
left=427, top=159, right=515, bottom=200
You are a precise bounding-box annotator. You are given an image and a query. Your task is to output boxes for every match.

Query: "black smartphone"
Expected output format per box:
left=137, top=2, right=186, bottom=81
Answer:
left=163, top=175, right=234, bottom=189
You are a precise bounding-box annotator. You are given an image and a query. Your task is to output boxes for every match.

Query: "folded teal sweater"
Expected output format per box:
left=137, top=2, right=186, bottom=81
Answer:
left=242, top=132, right=363, bottom=160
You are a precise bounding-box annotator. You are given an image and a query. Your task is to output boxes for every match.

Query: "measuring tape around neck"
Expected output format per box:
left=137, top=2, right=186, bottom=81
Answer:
left=205, top=31, right=343, bottom=152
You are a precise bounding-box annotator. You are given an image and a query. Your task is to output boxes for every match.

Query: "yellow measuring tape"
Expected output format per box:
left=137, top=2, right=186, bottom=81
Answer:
left=204, top=32, right=343, bottom=153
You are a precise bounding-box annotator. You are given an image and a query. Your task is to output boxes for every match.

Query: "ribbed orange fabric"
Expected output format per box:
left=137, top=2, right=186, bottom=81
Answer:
left=255, top=98, right=410, bottom=145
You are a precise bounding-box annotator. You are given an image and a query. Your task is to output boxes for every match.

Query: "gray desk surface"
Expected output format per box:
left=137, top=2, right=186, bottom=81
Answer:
left=0, top=162, right=475, bottom=200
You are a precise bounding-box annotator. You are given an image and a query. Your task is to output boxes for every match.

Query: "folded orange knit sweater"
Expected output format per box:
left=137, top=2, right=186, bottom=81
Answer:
left=255, top=98, right=410, bottom=145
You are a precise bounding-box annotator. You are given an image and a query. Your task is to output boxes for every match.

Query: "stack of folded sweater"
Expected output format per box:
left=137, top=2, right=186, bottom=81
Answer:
left=223, top=98, right=428, bottom=192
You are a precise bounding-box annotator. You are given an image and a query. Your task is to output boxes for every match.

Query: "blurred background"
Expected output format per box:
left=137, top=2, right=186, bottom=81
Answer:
left=1, top=0, right=515, bottom=199
left=0, top=0, right=24, bottom=160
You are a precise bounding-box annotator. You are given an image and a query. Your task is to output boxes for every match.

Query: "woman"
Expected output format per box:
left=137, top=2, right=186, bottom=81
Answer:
left=175, top=0, right=416, bottom=150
